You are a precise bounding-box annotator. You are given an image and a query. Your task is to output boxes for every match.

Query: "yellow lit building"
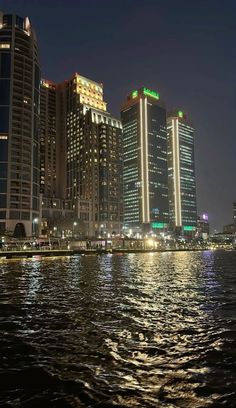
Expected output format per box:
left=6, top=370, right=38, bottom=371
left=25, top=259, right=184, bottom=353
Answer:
left=40, top=73, right=123, bottom=237
left=74, top=73, right=106, bottom=111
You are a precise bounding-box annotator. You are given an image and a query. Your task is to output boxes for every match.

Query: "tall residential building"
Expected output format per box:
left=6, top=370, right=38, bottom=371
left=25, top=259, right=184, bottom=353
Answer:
left=0, top=12, right=40, bottom=237
left=121, top=87, right=169, bottom=234
left=65, top=74, right=123, bottom=237
left=40, top=73, right=123, bottom=237
left=167, top=110, right=197, bottom=234
left=40, top=79, right=57, bottom=198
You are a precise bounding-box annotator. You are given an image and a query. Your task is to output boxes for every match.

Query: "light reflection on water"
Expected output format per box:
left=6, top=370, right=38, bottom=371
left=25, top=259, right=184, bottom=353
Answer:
left=0, top=250, right=236, bottom=407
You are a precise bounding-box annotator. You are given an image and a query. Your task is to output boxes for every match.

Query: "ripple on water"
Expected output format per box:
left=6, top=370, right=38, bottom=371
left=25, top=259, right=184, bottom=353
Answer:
left=0, top=250, right=236, bottom=407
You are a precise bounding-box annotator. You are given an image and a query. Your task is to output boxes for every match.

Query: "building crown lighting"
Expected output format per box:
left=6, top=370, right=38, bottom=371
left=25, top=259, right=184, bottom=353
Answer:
left=131, top=87, right=160, bottom=100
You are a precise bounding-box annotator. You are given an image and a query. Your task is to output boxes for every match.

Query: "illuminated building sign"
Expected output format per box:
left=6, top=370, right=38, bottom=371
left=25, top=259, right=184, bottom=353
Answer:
left=202, top=213, right=208, bottom=221
left=143, top=88, right=160, bottom=100
left=132, top=90, right=138, bottom=98
left=151, top=222, right=167, bottom=229
left=178, top=110, right=184, bottom=118
left=183, top=225, right=195, bottom=231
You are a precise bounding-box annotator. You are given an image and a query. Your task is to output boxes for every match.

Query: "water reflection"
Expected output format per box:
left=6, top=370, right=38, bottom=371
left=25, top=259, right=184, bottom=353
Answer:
left=0, top=251, right=236, bottom=407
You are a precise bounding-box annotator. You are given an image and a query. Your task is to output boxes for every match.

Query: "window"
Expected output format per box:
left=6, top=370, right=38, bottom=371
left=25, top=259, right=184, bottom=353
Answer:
left=0, top=44, right=10, bottom=49
left=3, top=14, right=12, bottom=26
left=0, top=80, right=10, bottom=105
left=0, top=163, right=7, bottom=178
left=0, top=194, right=7, bottom=208
left=0, top=53, right=11, bottom=78
left=0, top=180, right=7, bottom=193
left=0, top=108, right=9, bottom=133
left=0, top=140, right=8, bottom=161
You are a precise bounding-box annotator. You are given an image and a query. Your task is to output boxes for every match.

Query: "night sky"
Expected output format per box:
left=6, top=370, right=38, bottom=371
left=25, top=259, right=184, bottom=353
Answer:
left=1, top=0, right=236, bottom=231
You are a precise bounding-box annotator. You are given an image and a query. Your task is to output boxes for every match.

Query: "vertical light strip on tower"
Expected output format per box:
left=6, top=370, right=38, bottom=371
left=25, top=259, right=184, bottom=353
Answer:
left=144, top=97, right=150, bottom=222
left=176, top=119, right=182, bottom=226
left=172, top=119, right=178, bottom=225
left=139, top=99, right=145, bottom=222
left=172, top=118, right=182, bottom=226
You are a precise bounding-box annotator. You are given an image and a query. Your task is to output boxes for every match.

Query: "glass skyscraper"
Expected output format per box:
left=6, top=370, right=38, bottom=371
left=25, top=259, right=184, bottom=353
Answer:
left=121, top=88, right=169, bottom=234
left=167, top=110, right=197, bottom=235
left=0, top=11, right=40, bottom=237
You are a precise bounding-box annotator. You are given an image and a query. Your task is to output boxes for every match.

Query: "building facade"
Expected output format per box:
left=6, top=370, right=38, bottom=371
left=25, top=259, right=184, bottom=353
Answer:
left=233, top=201, right=236, bottom=225
left=0, top=12, right=40, bottom=237
left=196, top=214, right=209, bottom=239
left=40, top=79, right=57, bottom=198
left=167, top=110, right=197, bottom=235
left=121, top=87, right=169, bottom=235
left=40, top=73, right=123, bottom=237
left=63, top=74, right=123, bottom=237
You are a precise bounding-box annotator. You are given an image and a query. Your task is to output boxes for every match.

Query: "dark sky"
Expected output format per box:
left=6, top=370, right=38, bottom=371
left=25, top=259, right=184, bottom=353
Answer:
left=1, top=0, right=236, bottom=231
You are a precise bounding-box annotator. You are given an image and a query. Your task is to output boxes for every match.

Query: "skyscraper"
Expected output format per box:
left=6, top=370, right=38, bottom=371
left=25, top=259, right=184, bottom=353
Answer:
left=121, top=87, right=169, bottom=235
left=64, top=74, right=123, bottom=237
left=0, top=12, right=40, bottom=237
left=40, top=79, right=57, bottom=198
left=40, top=73, right=123, bottom=237
left=167, top=110, right=197, bottom=235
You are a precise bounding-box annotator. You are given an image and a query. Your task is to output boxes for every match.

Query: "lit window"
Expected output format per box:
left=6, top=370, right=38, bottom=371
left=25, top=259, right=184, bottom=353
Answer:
left=0, top=43, right=10, bottom=49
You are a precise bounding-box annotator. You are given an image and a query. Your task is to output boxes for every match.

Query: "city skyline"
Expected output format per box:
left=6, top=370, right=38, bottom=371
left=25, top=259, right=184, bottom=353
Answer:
left=0, top=0, right=235, bottom=230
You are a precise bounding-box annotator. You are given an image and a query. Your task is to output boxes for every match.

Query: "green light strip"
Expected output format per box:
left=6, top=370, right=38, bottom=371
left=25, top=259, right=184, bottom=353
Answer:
left=183, top=225, right=194, bottom=231
left=151, top=222, right=167, bottom=229
left=143, top=87, right=160, bottom=100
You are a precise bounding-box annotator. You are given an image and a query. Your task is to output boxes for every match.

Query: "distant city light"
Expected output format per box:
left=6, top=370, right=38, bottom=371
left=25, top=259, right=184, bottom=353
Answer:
left=151, top=222, right=167, bottom=229
left=183, top=225, right=194, bottom=231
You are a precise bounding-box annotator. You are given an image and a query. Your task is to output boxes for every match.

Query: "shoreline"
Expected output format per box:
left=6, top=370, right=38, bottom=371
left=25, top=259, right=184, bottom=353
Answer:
left=0, top=246, right=231, bottom=260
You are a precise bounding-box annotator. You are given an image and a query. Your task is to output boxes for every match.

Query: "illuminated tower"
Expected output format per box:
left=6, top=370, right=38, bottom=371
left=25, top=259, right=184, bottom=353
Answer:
left=59, top=73, right=123, bottom=237
left=121, top=88, right=169, bottom=234
left=0, top=12, right=40, bottom=237
left=167, top=110, right=197, bottom=235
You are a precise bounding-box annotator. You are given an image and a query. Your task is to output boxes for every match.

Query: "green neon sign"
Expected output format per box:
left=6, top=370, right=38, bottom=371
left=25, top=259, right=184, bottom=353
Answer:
left=143, top=87, right=160, bottom=100
left=183, top=225, right=194, bottom=231
left=132, top=90, right=138, bottom=98
left=178, top=110, right=184, bottom=118
left=151, top=222, right=167, bottom=229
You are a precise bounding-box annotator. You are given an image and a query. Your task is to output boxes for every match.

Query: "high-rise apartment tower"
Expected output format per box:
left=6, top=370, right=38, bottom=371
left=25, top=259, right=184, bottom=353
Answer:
left=40, top=73, right=123, bottom=237
left=0, top=12, right=40, bottom=237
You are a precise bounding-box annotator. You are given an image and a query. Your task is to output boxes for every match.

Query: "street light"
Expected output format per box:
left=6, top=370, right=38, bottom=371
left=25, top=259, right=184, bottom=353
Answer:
left=73, top=221, right=77, bottom=238
left=33, top=218, right=39, bottom=237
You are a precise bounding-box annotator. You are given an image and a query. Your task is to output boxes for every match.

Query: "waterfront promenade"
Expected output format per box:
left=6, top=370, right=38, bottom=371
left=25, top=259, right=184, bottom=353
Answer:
left=0, top=238, right=231, bottom=259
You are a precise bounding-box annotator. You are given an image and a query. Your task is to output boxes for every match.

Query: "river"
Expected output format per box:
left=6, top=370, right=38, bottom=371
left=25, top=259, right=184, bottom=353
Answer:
left=0, top=250, right=236, bottom=407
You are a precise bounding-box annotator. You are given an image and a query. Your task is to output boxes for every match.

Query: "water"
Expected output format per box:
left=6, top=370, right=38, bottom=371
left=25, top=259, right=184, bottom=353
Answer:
left=0, top=250, right=236, bottom=407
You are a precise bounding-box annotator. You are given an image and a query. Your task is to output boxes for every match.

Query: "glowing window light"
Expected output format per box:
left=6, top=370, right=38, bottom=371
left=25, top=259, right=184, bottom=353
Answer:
left=0, top=43, right=10, bottom=49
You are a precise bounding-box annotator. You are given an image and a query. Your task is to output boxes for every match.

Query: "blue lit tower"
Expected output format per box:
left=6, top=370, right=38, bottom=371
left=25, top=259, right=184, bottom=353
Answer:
left=121, top=88, right=169, bottom=234
left=167, top=110, right=197, bottom=235
left=0, top=12, right=40, bottom=237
